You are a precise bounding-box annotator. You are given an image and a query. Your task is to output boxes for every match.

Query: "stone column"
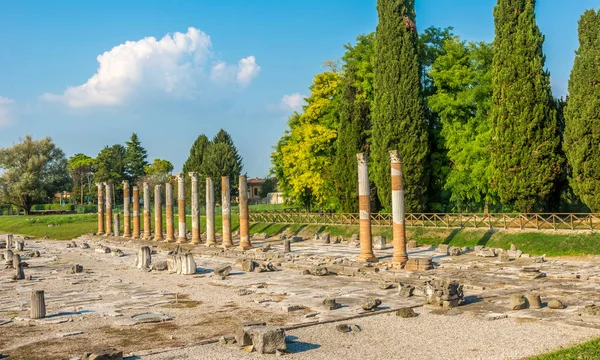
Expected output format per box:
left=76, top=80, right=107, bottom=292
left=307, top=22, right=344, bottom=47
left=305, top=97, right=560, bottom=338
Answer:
left=96, top=183, right=105, bottom=235
left=176, top=174, right=187, bottom=243
left=189, top=172, right=200, bottom=244
left=356, top=153, right=377, bottom=262
left=390, top=150, right=408, bottom=264
left=205, top=177, right=216, bottom=246
left=238, top=175, right=252, bottom=249
left=132, top=186, right=141, bottom=239
left=104, top=182, right=113, bottom=236
left=221, top=176, right=233, bottom=248
left=122, top=181, right=131, bottom=237
left=30, top=290, right=46, bottom=319
left=113, top=214, right=120, bottom=237
left=165, top=182, right=175, bottom=242
left=143, top=182, right=151, bottom=240
left=154, top=185, right=163, bottom=241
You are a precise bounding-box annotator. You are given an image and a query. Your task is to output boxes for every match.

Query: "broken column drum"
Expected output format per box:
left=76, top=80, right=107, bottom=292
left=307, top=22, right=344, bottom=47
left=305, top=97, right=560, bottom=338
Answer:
left=390, top=150, right=408, bottom=264
left=96, top=183, right=105, bottom=235
left=113, top=214, right=120, bottom=237
left=154, top=184, right=164, bottom=241
left=122, top=181, right=131, bottom=237
left=179, top=253, right=196, bottom=275
left=15, top=263, right=24, bottom=280
left=221, top=176, right=233, bottom=248
left=136, top=246, right=151, bottom=269
left=238, top=174, right=252, bottom=249
left=15, top=240, right=24, bottom=251
left=189, top=172, right=200, bottom=244
left=356, top=153, right=377, bottom=262
left=176, top=174, right=187, bottom=243
left=165, top=182, right=175, bottom=242
left=132, top=186, right=141, bottom=239
left=7, top=234, right=14, bottom=249
left=143, top=182, right=151, bottom=240
left=104, top=182, right=112, bottom=236
left=30, top=290, right=46, bottom=319
left=205, top=177, right=216, bottom=246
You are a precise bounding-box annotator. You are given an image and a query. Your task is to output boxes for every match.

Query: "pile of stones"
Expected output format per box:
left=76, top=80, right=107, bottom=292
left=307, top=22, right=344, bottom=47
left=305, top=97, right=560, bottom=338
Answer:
left=424, top=278, right=464, bottom=308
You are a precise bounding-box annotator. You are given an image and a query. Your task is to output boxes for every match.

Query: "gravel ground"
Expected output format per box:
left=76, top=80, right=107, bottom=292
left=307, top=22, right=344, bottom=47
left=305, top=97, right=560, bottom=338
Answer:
left=145, top=309, right=600, bottom=360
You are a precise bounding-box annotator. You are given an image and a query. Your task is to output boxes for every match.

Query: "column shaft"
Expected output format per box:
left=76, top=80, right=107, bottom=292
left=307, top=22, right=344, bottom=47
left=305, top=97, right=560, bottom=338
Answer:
left=356, top=153, right=377, bottom=262
left=390, top=150, right=408, bottom=263
left=205, top=177, right=216, bottom=246
left=176, top=174, right=187, bottom=243
left=154, top=184, right=163, bottom=241
left=189, top=172, right=200, bottom=244
left=96, top=183, right=105, bottom=235
left=165, top=182, right=175, bottom=242
left=132, top=186, right=140, bottom=239
left=123, top=181, right=131, bottom=237
left=143, top=182, right=151, bottom=240
left=221, top=176, right=232, bottom=248
left=105, top=183, right=113, bottom=236
left=238, top=175, right=252, bottom=249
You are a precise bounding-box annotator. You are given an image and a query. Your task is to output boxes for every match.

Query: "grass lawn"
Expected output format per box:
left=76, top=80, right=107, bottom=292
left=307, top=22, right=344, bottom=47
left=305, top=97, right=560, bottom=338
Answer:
left=1, top=214, right=600, bottom=256
left=528, top=337, right=600, bottom=359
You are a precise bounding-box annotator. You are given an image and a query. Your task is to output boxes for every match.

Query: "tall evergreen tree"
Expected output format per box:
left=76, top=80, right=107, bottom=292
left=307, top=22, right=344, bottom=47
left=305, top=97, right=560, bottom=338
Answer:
left=371, top=0, right=429, bottom=212
left=490, top=0, right=561, bottom=212
left=200, top=129, right=243, bottom=198
left=183, top=134, right=209, bottom=175
left=124, top=133, right=149, bottom=184
left=95, top=144, right=127, bottom=204
left=564, top=9, right=600, bottom=211
left=332, top=33, right=374, bottom=212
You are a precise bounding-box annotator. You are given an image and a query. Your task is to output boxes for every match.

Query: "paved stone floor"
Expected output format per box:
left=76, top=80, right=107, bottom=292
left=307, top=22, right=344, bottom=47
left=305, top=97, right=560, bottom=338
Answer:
left=1, top=233, right=600, bottom=359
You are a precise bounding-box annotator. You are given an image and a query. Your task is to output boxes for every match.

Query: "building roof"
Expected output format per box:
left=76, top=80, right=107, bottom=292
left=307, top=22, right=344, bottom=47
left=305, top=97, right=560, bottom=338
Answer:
left=247, top=177, right=266, bottom=185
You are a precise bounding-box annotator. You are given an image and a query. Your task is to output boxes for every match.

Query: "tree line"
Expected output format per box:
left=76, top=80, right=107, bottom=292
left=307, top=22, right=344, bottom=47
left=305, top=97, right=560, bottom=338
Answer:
left=271, top=0, right=600, bottom=214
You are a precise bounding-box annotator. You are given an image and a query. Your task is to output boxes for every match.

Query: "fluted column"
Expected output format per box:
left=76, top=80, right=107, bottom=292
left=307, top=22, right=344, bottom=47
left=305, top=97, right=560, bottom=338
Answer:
left=176, top=174, right=187, bottom=243
left=238, top=175, right=252, bottom=249
left=96, top=183, right=105, bottom=235
left=122, top=181, right=131, bottom=237
left=189, top=172, right=200, bottom=244
left=104, top=182, right=113, bottom=236
left=143, top=182, right=151, bottom=240
left=205, top=177, right=216, bottom=246
left=132, top=186, right=141, bottom=239
left=221, top=176, right=233, bottom=248
left=165, top=182, right=175, bottom=242
left=356, top=153, right=377, bottom=262
left=390, top=150, right=408, bottom=264
left=154, top=184, right=163, bottom=241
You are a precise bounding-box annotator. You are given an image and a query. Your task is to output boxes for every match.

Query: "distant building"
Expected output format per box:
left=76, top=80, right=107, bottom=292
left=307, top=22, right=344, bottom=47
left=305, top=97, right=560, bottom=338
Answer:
left=246, top=177, right=285, bottom=204
left=247, top=177, right=265, bottom=200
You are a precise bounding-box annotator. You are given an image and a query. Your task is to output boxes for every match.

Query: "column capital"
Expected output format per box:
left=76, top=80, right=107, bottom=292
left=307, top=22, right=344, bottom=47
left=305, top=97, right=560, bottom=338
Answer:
left=143, top=182, right=149, bottom=190
left=356, top=152, right=368, bottom=164
left=389, top=150, right=402, bottom=164
left=188, top=172, right=198, bottom=181
left=154, top=184, right=162, bottom=190
left=122, top=180, right=130, bottom=188
left=176, top=173, right=185, bottom=181
left=96, top=182, right=104, bottom=188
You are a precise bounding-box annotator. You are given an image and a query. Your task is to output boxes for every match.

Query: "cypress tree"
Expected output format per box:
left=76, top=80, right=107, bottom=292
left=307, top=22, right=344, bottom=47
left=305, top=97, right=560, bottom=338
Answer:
left=124, top=133, right=149, bottom=184
left=183, top=134, right=209, bottom=175
left=490, top=0, right=561, bottom=212
left=200, top=129, right=243, bottom=197
left=372, top=0, right=429, bottom=212
left=564, top=9, right=600, bottom=211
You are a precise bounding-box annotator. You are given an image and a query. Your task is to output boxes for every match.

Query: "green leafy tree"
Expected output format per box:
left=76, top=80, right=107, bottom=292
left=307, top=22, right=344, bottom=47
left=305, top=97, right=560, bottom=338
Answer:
left=259, top=177, right=277, bottom=198
left=564, top=9, right=600, bottom=211
left=428, top=37, right=494, bottom=211
left=95, top=144, right=127, bottom=204
left=332, top=33, right=375, bottom=212
left=0, top=136, right=72, bottom=214
left=124, top=133, right=149, bottom=183
left=490, top=0, right=562, bottom=212
left=200, top=130, right=243, bottom=198
left=371, top=0, right=429, bottom=212
left=142, top=158, right=174, bottom=194
left=68, top=153, right=95, bottom=204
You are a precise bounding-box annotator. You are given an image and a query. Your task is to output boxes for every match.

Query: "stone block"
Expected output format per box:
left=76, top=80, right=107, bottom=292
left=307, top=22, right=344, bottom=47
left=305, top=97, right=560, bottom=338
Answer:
left=407, top=240, right=419, bottom=249
left=547, top=299, right=565, bottom=309
left=244, top=326, right=287, bottom=354
left=449, top=247, right=461, bottom=256
left=240, top=259, right=256, bottom=272
left=436, top=244, right=449, bottom=255
left=318, top=233, right=330, bottom=244
left=398, top=283, right=414, bottom=298
left=509, top=294, right=527, bottom=310
left=526, top=293, right=542, bottom=309
left=373, top=236, right=386, bottom=250
left=361, top=298, right=382, bottom=311
left=476, top=248, right=496, bottom=257
left=404, top=258, right=433, bottom=271
left=396, top=307, right=417, bottom=318
left=214, top=264, right=232, bottom=277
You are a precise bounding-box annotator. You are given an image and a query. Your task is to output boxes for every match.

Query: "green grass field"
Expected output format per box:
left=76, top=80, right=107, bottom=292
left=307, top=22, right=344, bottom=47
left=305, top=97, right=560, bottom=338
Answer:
left=528, top=337, right=600, bottom=359
left=1, top=213, right=600, bottom=257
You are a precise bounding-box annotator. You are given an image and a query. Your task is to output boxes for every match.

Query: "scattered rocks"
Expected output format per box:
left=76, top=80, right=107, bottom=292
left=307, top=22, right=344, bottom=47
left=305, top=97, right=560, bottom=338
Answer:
left=81, top=243, right=90, bottom=249
left=82, top=348, right=123, bottom=360
left=424, top=279, right=464, bottom=308
left=526, top=293, right=542, bottom=309
left=335, top=324, right=352, bottom=333
left=547, top=299, right=565, bottom=309
left=214, top=264, right=232, bottom=277
left=398, top=283, right=415, bottom=298
left=361, top=298, right=382, bottom=311
left=509, top=294, right=527, bottom=310
left=70, top=264, right=84, bottom=274
left=309, top=266, right=329, bottom=276
left=396, top=307, right=417, bottom=318
left=322, top=297, right=341, bottom=310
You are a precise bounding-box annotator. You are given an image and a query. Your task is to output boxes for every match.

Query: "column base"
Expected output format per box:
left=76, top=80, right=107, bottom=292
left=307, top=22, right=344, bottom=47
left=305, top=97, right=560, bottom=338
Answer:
left=239, top=242, right=253, bottom=250
left=356, top=254, right=379, bottom=263
left=154, top=237, right=164, bottom=242
left=97, top=232, right=104, bottom=236
left=190, top=239, right=201, bottom=245
left=123, top=234, right=131, bottom=238
left=176, top=237, right=187, bottom=244
left=392, top=253, right=408, bottom=264
left=222, top=243, right=234, bottom=249
left=205, top=241, right=217, bottom=247
left=165, top=238, right=175, bottom=243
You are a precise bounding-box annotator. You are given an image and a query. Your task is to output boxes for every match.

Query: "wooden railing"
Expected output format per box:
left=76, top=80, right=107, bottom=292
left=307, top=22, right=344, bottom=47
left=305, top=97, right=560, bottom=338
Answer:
left=248, top=212, right=600, bottom=231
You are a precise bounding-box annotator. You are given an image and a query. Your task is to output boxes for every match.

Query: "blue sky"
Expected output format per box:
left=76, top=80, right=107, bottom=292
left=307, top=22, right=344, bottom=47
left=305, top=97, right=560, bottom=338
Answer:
left=0, top=0, right=596, bottom=177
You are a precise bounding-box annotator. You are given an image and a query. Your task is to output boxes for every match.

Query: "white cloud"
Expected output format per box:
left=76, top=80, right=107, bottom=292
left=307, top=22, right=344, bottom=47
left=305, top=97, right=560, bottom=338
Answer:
left=281, top=93, right=305, bottom=111
left=43, top=27, right=260, bottom=108
left=0, top=97, right=14, bottom=128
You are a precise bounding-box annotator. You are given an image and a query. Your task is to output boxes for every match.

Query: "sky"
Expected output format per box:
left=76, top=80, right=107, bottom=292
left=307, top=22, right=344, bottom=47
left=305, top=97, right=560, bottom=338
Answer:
left=0, top=0, right=597, bottom=177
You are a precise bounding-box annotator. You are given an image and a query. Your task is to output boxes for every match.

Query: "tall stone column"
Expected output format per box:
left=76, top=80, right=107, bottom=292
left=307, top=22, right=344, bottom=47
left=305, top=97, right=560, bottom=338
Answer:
left=154, top=184, right=163, bottom=241
left=356, top=153, right=377, bottom=262
left=165, top=182, right=175, bottom=242
left=143, top=182, right=151, bottom=240
left=132, top=186, right=141, bottom=239
left=238, top=175, right=252, bottom=249
left=104, top=182, right=113, bottom=236
left=96, top=183, right=105, bottom=235
left=122, top=181, right=131, bottom=237
left=176, top=174, right=187, bottom=243
left=205, top=177, right=216, bottom=246
left=221, top=176, right=233, bottom=248
left=189, top=172, right=200, bottom=244
left=390, top=150, right=408, bottom=264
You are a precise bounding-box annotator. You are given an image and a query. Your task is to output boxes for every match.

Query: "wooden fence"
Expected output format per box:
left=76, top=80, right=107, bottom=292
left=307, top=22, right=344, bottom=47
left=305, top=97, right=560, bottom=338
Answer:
left=248, top=212, right=600, bottom=231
